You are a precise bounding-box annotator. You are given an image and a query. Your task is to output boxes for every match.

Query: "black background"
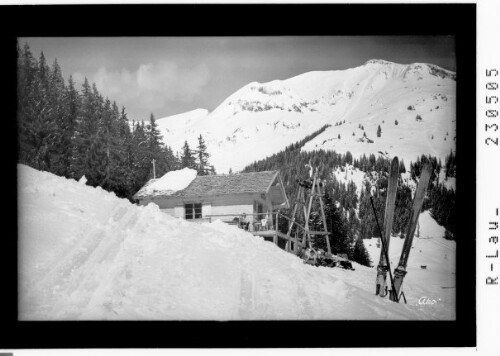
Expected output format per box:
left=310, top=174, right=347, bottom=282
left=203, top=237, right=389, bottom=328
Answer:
left=0, top=3, right=476, bottom=349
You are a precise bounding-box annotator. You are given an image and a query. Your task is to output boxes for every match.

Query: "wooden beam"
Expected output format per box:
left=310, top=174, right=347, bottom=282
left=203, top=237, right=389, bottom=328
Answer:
left=266, top=194, right=274, bottom=229
left=286, top=186, right=302, bottom=252
left=304, top=230, right=330, bottom=235
left=265, top=171, right=280, bottom=194
left=275, top=213, right=280, bottom=245
left=277, top=173, right=290, bottom=209
left=303, top=172, right=316, bottom=248
left=315, top=179, right=331, bottom=255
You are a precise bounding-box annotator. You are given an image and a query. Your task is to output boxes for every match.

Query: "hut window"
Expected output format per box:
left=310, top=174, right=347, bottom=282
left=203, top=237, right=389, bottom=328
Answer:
left=185, top=203, right=202, bottom=219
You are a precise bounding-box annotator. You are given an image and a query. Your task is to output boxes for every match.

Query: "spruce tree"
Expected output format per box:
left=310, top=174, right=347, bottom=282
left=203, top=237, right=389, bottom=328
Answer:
left=147, top=113, right=163, bottom=154
left=129, top=121, right=152, bottom=193
left=352, top=237, right=371, bottom=266
left=196, top=134, right=210, bottom=175
left=17, top=43, right=39, bottom=166
left=98, top=98, right=123, bottom=191
left=63, top=75, right=80, bottom=178
left=29, top=51, right=56, bottom=171
left=146, top=113, right=166, bottom=177
left=399, top=159, right=406, bottom=174
left=181, top=141, right=196, bottom=169
left=377, top=125, right=382, bottom=137
left=48, top=62, right=73, bottom=178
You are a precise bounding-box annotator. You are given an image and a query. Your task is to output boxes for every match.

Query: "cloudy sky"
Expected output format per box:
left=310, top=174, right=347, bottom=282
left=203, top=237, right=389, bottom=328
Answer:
left=22, top=36, right=455, bottom=121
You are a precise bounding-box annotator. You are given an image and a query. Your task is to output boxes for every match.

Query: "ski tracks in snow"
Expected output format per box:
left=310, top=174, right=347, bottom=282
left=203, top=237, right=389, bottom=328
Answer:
left=21, top=200, right=141, bottom=319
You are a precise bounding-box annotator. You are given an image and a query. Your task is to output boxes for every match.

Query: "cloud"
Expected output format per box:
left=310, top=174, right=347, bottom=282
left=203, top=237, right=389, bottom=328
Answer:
left=73, top=61, right=210, bottom=118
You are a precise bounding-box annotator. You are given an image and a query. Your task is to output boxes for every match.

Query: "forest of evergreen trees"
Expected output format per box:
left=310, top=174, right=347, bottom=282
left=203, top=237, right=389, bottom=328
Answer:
left=242, top=131, right=458, bottom=263
left=410, top=153, right=457, bottom=239
left=17, top=43, right=214, bottom=201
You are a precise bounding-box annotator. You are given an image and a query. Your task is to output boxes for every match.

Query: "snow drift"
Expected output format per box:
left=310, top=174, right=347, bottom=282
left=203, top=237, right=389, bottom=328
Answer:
left=18, top=164, right=453, bottom=320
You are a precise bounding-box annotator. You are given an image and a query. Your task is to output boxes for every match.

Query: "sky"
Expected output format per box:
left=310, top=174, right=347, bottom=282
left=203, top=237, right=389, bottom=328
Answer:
left=22, top=36, right=455, bottom=121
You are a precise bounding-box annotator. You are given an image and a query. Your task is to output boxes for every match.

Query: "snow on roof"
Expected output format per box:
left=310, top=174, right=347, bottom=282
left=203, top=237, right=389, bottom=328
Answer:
left=134, top=170, right=280, bottom=199
left=134, top=168, right=197, bottom=198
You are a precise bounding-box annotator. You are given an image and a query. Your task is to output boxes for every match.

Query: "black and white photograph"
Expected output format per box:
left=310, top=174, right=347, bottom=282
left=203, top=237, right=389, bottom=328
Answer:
left=1, top=2, right=480, bottom=351
left=17, top=34, right=458, bottom=321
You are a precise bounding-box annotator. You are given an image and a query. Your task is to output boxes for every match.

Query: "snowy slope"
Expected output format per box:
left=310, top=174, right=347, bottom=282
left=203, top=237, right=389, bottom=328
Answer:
left=363, top=211, right=455, bottom=319
left=18, top=164, right=454, bottom=320
left=157, top=59, right=455, bottom=173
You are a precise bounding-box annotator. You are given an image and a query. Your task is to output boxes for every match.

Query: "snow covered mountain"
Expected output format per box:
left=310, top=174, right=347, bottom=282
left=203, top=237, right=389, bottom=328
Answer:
left=157, top=59, right=456, bottom=173
left=18, top=164, right=455, bottom=320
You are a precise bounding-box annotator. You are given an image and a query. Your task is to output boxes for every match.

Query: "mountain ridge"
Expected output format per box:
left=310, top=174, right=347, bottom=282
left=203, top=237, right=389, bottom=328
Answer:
left=156, top=59, right=456, bottom=173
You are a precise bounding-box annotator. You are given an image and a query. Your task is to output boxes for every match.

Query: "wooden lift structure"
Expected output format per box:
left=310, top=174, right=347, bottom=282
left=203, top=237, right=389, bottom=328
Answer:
left=284, top=166, right=331, bottom=255
left=207, top=166, right=331, bottom=257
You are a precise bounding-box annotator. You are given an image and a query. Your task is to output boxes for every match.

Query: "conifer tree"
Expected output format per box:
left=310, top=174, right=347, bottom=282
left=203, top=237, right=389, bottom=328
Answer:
left=399, top=159, right=406, bottom=174
left=181, top=141, right=196, bottom=169
left=130, top=121, right=151, bottom=193
left=17, top=43, right=36, bottom=165
left=64, top=75, right=81, bottom=177
left=51, top=70, right=76, bottom=178
left=146, top=113, right=168, bottom=177
left=352, top=237, right=371, bottom=266
left=30, top=51, right=56, bottom=171
left=147, top=113, right=163, bottom=155
left=196, top=134, right=210, bottom=175
left=98, top=98, right=122, bottom=190
left=72, top=77, right=93, bottom=179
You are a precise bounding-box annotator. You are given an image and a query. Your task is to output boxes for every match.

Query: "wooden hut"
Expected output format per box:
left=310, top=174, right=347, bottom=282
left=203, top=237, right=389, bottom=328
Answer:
left=133, top=171, right=289, bottom=229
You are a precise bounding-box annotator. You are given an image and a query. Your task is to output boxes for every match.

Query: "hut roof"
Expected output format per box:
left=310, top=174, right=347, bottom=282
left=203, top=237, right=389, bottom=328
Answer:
left=134, top=170, right=281, bottom=199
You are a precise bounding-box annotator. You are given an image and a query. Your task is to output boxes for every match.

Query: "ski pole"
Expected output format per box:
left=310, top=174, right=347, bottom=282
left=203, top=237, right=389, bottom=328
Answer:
left=370, top=196, right=399, bottom=302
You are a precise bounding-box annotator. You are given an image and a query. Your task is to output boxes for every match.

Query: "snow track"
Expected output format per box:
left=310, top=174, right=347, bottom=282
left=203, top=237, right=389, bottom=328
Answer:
left=18, top=164, right=454, bottom=320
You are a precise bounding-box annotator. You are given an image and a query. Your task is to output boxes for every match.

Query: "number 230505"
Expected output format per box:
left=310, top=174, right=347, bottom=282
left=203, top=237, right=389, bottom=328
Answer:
left=486, top=69, right=499, bottom=146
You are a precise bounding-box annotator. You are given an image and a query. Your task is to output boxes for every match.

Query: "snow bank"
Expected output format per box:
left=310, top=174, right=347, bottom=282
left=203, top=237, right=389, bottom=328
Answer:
left=18, top=164, right=451, bottom=320
left=363, top=210, right=456, bottom=319
left=136, top=168, right=197, bottom=197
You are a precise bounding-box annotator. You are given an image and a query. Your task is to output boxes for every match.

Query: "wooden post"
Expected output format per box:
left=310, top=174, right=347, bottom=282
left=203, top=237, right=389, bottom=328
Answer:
left=266, top=195, right=274, bottom=231
left=286, top=186, right=302, bottom=252
left=316, top=179, right=331, bottom=255
left=152, top=159, right=156, bottom=179
left=275, top=212, right=279, bottom=245
left=303, top=171, right=317, bottom=248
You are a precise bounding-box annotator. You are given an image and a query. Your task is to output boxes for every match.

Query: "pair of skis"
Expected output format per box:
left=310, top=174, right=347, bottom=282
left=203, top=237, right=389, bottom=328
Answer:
left=374, top=156, right=433, bottom=302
